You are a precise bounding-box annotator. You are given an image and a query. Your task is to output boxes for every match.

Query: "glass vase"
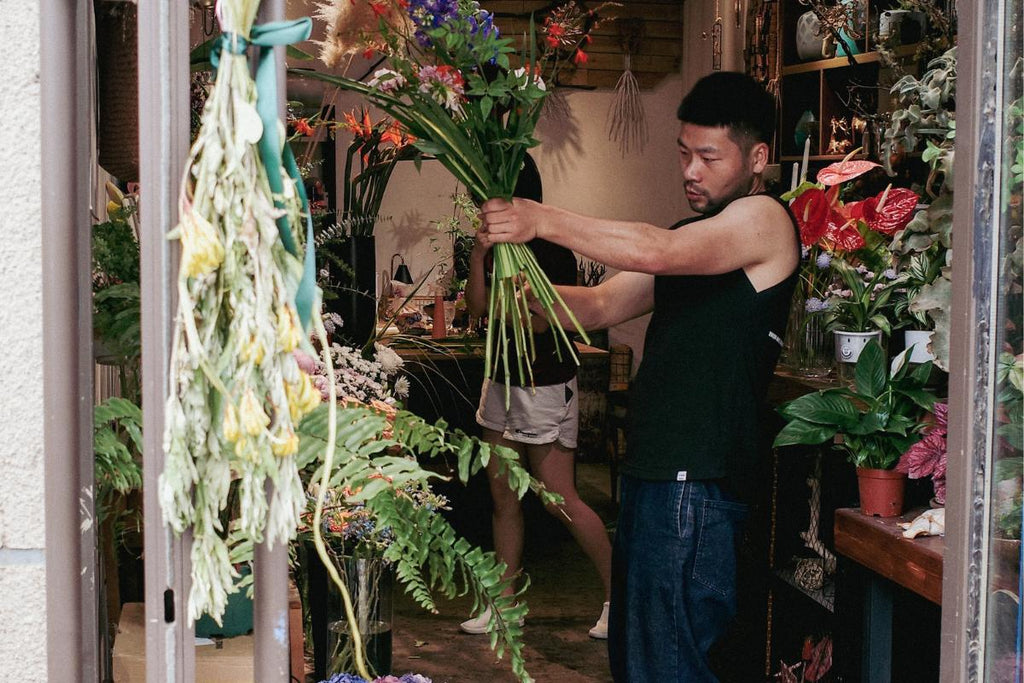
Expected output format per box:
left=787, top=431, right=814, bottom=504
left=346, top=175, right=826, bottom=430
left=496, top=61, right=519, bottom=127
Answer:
left=326, top=554, right=394, bottom=678
left=782, top=294, right=833, bottom=378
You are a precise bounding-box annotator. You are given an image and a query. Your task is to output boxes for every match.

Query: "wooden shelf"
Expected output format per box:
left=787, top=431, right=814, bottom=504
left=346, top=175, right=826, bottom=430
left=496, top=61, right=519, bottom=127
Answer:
left=780, top=154, right=867, bottom=162
left=782, top=51, right=883, bottom=76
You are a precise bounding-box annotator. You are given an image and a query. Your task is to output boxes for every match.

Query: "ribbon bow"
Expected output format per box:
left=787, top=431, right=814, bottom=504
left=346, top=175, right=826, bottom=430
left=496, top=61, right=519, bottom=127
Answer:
left=211, top=18, right=318, bottom=331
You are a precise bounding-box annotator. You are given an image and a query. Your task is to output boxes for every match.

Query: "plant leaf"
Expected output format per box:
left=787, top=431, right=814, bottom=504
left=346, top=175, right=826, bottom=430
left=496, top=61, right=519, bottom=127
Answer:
left=854, top=341, right=886, bottom=397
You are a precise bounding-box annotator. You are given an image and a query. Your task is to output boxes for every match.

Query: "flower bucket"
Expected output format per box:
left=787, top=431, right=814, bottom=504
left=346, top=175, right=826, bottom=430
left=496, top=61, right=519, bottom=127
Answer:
left=834, top=330, right=883, bottom=364
left=783, top=297, right=833, bottom=378
left=856, top=467, right=907, bottom=517
left=904, top=330, right=936, bottom=364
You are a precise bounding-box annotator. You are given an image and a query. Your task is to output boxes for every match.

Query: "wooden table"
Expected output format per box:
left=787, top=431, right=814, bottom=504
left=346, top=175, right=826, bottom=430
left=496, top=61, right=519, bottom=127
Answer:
left=834, top=507, right=944, bottom=682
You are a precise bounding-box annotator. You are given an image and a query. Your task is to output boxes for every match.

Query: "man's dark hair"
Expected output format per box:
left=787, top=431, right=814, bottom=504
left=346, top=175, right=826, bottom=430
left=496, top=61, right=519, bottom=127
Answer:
left=676, top=72, right=776, bottom=148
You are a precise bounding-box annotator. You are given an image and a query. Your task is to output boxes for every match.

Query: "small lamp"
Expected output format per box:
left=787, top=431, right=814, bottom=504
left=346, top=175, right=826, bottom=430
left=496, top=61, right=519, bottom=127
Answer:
left=391, top=253, right=414, bottom=284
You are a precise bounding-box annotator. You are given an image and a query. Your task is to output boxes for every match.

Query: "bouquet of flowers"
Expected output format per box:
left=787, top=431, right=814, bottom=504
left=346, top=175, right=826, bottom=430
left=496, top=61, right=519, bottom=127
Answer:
left=784, top=152, right=920, bottom=334
left=301, top=0, right=616, bottom=391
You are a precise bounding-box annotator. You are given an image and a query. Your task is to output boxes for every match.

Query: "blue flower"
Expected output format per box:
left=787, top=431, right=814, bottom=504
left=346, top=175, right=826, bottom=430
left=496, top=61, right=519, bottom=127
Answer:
left=398, top=675, right=433, bottom=683
left=815, top=252, right=832, bottom=269
left=883, top=268, right=898, bottom=280
left=805, top=297, right=829, bottom=313
left=320, top=674, right=369, bottom=683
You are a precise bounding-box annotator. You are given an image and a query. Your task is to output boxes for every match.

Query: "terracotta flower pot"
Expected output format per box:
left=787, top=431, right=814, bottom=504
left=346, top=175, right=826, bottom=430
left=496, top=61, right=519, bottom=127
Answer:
left=856, top=467, right=907, bottom=517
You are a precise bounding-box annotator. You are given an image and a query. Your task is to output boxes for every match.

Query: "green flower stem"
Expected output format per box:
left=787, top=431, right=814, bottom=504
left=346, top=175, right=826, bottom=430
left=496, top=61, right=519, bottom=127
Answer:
left=310, top=313, right=371, bottom=682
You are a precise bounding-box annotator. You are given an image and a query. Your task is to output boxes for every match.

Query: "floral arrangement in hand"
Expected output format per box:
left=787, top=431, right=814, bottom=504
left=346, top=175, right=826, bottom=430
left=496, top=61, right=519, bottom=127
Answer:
left=783, top=152, right=919, bottom=334
left=302, top=0, right=617, bottom=390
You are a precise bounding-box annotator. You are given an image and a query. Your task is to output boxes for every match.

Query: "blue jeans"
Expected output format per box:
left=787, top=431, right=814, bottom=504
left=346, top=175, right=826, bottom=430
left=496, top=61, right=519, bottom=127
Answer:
left=608, top=475, right=748, bottom=682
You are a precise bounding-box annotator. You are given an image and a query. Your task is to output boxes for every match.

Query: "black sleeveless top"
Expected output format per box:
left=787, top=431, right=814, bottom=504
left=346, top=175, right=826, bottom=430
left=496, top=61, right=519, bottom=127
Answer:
left=622, top=196, right=798, bottom=500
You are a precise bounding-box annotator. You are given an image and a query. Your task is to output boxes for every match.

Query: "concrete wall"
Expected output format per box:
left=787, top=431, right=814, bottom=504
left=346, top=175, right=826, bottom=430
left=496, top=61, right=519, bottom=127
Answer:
left=0, top=0, right=49, bottom=679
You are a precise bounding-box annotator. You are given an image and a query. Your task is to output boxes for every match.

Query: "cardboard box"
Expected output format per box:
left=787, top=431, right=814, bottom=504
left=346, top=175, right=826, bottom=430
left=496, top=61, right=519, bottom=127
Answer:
left=112, top=603, right=254, bottom=682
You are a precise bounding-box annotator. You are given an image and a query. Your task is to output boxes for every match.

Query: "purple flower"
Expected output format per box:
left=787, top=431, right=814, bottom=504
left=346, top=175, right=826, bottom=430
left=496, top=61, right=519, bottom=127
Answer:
left=883, top=268, right=898, bottom=280
left=815, top=252, right=832, bottom=269
left=320, top=674, right=368, bottom=683
left=804, top=297, right=829, bottom=313
left=398, top=676, right=433, bottom=683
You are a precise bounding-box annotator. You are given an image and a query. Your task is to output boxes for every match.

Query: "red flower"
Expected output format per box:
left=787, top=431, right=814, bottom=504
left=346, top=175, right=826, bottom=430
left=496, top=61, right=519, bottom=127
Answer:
left=816, top=159, right=880, bottom=186
left=293, top=118, right=314, bottom=136
left=573, top=48, right=588, bottom=65
left=823, top=207, right=865, bottom=251
left=848, top=186, right=919, bottom=236
left=790, top=187, right=830, bottom=246
left=369, top=1, right=389, bottom=17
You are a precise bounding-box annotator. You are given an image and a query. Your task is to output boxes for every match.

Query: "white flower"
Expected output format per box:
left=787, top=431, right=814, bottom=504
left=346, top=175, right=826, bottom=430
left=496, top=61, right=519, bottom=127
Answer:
left=374, top=343, right=404, bottom=374
left=512, top=66, right=546, bottom=91
left=368, top=68, right=407, bottom=95
left=393, top=375, right=410, bottom=399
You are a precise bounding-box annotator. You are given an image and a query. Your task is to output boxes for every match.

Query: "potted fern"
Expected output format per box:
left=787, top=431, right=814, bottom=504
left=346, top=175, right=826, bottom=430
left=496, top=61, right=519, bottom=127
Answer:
left=774, top=341, right=938, bottom=516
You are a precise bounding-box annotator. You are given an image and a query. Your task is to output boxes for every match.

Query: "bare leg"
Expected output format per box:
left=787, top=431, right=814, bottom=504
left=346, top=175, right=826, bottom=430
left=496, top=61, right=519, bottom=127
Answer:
left=527, top=441, right=612, bottom=600
left=481, top=427, right=527, bottom=597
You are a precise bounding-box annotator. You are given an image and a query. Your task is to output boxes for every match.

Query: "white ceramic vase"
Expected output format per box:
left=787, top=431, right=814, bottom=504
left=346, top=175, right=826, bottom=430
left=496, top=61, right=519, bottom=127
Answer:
left=903, top=329, right=936, bottom=364
left=834, top=329, right=883, bottom=364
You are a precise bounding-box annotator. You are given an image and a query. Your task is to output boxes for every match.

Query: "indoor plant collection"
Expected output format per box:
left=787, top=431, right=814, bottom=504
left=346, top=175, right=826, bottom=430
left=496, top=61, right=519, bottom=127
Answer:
left=773, top=341, right=938, bottom=516
left=783, top=154, right=919, bottom=368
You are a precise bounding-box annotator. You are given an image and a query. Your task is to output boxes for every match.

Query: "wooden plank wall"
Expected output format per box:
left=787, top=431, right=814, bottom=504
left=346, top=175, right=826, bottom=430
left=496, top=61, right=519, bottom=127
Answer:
left=482, top=1, right=685, bottom=89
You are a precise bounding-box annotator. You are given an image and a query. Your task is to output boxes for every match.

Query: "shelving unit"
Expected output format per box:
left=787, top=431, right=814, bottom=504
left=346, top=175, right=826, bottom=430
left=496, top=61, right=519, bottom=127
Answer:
left=774, top=0, right=922, bottom=186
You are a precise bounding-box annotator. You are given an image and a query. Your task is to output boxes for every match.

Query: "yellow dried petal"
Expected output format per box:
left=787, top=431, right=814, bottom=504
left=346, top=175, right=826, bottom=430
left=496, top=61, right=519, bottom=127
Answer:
left=271, top=424, right=299, bottom=457
left=239, top=389, right=269, bottom=436
left=276, top=307, right=301, bottom=353
left=179, top=208, right=224, bottom=278
left=222, top=402, right=241, bottom=443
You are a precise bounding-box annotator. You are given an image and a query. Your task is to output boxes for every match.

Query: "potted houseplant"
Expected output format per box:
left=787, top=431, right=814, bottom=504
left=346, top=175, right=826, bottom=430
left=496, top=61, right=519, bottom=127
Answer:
left=774, top=341, right=937, bottom=516
left=882, top=47, right=957, bottom=370
left=784, top=153, right=918, bottom=368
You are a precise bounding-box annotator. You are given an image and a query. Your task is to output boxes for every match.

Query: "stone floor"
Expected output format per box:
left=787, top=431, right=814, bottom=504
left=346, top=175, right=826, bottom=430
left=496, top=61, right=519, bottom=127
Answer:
left=387, top=462, right=619, bottom=683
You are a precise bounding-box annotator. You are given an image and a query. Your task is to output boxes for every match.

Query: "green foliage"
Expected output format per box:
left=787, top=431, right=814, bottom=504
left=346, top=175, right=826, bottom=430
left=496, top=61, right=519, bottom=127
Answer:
left=824, top=258, right=897, bottom=334
left=93, top=397, right=143, bottom=524
left=774, top=342, right=937, bottom=469
left=296, top=402, right=558, bottom=682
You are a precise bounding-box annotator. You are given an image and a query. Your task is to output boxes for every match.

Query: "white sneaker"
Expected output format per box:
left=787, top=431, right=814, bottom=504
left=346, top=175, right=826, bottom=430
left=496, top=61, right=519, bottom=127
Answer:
left=459, top=606, right=524, bottom=635
left=588, top=602, right=610, bottom=639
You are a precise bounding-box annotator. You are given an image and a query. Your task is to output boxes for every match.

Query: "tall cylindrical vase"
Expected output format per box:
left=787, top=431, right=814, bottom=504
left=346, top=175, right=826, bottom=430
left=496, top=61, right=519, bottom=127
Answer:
left=327, top=555, right=394, bottom=678
left=782, top=295, right=833, bottom=378
left=331, top=234, right=378, bottom=347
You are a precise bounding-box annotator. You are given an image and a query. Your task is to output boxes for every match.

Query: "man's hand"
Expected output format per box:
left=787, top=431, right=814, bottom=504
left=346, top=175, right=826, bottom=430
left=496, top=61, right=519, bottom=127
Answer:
left=479, top=197, right=540, bottom=245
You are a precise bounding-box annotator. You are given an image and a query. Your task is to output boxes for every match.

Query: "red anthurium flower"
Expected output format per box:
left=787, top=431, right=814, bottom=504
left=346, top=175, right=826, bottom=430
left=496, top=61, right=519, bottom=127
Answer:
left=866, top=186, right=919, bottom=235
left=573, top=48, right=588, bottom=65
left=790, top=187, right=830, bottom=246
left=816, top=159, right=881, bottom=187
left=823, top=208, right=865, bottom=251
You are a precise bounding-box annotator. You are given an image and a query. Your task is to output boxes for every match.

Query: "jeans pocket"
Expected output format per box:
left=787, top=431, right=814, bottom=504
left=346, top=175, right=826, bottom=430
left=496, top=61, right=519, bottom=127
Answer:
left=691, top=499, right=748, bottom=597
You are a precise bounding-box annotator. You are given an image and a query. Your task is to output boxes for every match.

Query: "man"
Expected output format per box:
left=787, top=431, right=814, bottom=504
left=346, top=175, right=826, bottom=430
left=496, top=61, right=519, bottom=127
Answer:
left=477, top=71, right=800, bottom=681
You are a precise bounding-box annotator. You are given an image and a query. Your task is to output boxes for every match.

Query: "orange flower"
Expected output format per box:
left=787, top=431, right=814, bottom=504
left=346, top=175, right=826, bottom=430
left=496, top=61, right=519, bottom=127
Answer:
left=293, top=118, right=314, bottom=136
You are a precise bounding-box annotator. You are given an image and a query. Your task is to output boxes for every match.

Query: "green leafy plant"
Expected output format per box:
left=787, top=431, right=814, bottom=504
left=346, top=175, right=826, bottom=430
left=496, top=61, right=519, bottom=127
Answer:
left=295, top=401, right=559, bottom=682
left=93, top=397, right=143, bottom=524
left=822, top=254, right=899, bottom=334
left=774, top=341, right=937, bottom=469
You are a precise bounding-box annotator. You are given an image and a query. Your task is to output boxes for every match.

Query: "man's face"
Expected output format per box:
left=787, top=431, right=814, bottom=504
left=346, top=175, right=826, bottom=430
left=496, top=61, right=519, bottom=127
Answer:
left=677, top=123, right=765, bottom=214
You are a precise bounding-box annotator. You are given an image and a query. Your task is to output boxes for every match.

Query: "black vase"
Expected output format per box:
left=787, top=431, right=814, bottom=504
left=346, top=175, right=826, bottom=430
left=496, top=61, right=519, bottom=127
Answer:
left=329, top=234, right=377, bottom=347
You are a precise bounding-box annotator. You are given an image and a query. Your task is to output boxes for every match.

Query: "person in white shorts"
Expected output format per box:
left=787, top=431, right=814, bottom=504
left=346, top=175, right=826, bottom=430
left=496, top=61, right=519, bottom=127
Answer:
left=460, top=155, right=612, bottom=640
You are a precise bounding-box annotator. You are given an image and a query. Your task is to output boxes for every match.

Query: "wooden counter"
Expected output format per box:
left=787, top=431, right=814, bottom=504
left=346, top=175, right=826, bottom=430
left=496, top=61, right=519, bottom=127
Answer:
left=834, top=507, right=944, bottom=605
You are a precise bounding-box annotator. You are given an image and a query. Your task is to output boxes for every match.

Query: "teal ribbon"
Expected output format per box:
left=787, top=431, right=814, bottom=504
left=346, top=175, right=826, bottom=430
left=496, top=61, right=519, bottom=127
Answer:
left=211, top=18, right=318, bottom=331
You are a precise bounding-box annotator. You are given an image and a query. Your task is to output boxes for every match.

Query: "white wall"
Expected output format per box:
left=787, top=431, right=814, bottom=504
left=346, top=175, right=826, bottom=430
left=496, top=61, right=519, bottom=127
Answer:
left=0, top=0, right=48, bottom=678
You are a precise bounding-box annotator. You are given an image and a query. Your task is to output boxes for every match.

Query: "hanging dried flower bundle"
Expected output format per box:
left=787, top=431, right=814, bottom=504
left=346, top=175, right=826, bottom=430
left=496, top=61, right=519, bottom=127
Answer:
left=160, top=0, right=320, bottom=625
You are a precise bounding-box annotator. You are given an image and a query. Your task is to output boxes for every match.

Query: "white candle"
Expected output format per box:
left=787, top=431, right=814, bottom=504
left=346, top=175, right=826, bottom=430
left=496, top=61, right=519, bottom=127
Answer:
left=800, top=136, right=811, bottom=183
left=791, top=162, right=800, bottom=192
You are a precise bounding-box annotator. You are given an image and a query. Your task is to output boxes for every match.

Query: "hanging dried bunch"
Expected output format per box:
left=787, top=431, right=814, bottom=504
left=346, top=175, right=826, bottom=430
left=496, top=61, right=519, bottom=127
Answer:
left=160, top=0, right=320, bottom=625
left=606, top=18, right=648, bottom=155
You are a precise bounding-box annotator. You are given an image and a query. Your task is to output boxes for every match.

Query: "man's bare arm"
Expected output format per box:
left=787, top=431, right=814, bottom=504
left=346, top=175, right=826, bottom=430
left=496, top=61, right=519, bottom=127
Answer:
left=539, top=270, right=655, bottom=331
